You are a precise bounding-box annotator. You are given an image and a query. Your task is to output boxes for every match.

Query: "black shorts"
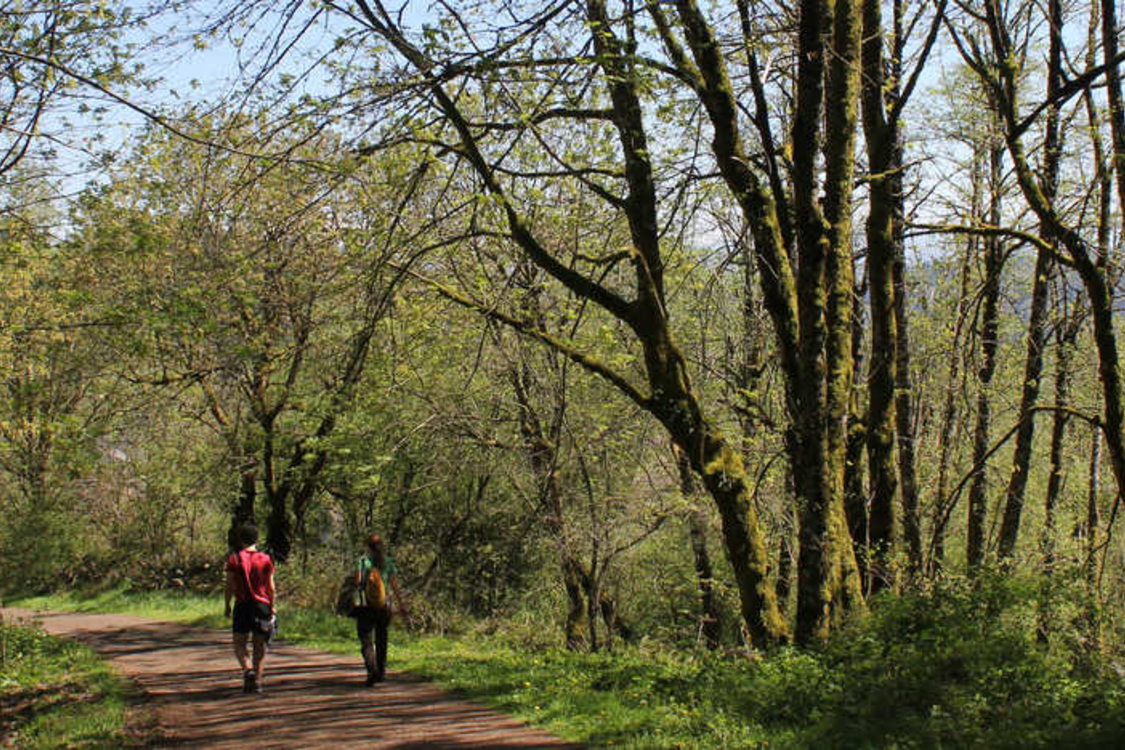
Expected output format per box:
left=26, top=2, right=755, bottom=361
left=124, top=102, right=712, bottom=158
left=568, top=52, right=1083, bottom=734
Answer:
left=232, top=601, right=273, bottom=639
left=232, top=601, right=255, bottom=634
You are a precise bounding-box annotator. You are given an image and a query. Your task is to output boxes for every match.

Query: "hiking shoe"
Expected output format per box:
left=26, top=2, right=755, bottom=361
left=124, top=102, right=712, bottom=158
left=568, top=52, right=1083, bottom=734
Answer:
left=365, top=673, right=377, bottom=687
left=243, top=670, right=256, bottom=694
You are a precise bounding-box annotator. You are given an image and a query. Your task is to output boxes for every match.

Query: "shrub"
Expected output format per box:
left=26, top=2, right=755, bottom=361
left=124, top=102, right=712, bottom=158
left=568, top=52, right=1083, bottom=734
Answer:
left=798, top=571, right=1125, bottom=748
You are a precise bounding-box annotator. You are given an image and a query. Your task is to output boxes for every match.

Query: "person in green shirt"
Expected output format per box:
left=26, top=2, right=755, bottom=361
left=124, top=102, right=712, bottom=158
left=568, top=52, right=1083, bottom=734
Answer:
left=354, top=533, right=407, bottom=685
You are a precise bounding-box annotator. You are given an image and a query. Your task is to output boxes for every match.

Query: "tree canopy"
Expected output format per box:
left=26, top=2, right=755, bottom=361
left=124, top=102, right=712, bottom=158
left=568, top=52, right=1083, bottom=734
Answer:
left=2, top=0, right=1125, bottom=663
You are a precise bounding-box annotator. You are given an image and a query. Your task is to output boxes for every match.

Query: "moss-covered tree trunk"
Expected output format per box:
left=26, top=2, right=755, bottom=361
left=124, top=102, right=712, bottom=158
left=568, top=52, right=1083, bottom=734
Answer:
left=659, top=0, right=864, bottom=644
left=586, top=0, right=789, bottom=647
left=966, top=145, right=1005, bottom=572
left=821, top=0, right=865, bottom=630
left=786, top=0, right=866, bottom=642
left=1101, top=0, right=1125, bottom=217
left=996, top=0, right=1062, bottom=562
left=893, top=221, right=922, bottom=578
left=860, top=0, right=898, bottom=592
left=677, top=448, right=721, bottom=649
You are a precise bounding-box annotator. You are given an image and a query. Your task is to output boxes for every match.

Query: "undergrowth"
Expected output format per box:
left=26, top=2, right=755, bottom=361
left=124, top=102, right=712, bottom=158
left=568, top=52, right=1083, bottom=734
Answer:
left=0, top=617, right=152, bottom=749
left=7, top=571, right=1125, bottom=748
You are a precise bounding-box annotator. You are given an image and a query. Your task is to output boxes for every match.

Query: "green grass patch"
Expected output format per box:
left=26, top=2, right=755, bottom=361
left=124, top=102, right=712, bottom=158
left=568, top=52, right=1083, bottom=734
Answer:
left=10, top=576, right=1125, bottom=749
left=10, top=586, right=223, bottom=627
left=0, top=617, right=154, bottom=749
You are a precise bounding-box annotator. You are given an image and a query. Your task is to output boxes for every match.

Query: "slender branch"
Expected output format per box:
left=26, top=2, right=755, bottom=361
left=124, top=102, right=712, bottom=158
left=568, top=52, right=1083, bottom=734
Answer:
left=928, top=404, right=1101, bottom=563
left=394, top=262, right=650, bottom=410
left=0, top=45, right=285, bottom=162
left=911, top=221, right=1074, bottom=267
left=1012, top=49, right=1125, bottom=138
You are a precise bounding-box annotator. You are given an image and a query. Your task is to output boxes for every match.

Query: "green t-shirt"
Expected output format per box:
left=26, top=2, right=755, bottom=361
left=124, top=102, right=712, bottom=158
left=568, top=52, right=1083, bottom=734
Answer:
left=357, top=552, right=397, bottom=580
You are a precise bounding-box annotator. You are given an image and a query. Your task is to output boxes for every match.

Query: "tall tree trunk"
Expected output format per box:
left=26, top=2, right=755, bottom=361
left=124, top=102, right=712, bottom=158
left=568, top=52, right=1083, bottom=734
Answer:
left=654, top=0, right=866, bottom=642
left=997, top=0, right=1062, bottom=562
left=1085, top=420, right=1103, bottom=603
left=890, top=110, right=922, bottom=583
left=928, top=193, right=978, bottom=577
left=845, top=288, right=869, bottom=589
left=1036, top=308, right=1077, bottom=644
left=688, top=509, right=720, bottom=649
left=996, top=244, right=1051, bottom=561
left=860, top=0, right=898, bottom=593
left=592, top=0, right=790, bottom=647
left=1040, top=318, right=1075, bottom=571
left=795, top=0, right=865, bottom=641
left=678, top=449, right=721, bottom=647
left=967, top=145, right=1005, bottom=572
left=678, top=448, right=721, bottom=649
left=506, top=334, right=589, bottom=650
left=1101, top=0, right=1125, bottom=223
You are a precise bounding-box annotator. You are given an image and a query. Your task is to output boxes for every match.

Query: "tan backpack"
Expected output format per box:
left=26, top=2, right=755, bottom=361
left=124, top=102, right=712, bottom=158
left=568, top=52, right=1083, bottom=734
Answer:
left=362, top=562, right=387, bottom=610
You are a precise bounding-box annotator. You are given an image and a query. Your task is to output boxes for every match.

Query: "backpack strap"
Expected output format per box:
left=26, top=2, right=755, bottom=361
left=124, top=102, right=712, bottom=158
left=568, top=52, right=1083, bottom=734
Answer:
left=236, top=550, right=259, bottom=605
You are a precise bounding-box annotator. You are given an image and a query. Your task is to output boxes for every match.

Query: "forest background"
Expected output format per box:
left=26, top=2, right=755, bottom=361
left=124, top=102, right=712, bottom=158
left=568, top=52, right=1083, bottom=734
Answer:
left=6, top=0, right=1125, bottom=744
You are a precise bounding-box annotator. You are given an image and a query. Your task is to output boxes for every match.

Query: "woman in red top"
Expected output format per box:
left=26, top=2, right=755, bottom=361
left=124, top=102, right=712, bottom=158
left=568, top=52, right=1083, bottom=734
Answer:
left=224, top=523, right=276, bottom=693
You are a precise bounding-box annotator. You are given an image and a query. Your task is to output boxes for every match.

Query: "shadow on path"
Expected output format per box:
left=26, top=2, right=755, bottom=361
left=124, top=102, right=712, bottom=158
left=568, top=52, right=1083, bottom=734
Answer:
left=2, top=608, right=579, bottom=749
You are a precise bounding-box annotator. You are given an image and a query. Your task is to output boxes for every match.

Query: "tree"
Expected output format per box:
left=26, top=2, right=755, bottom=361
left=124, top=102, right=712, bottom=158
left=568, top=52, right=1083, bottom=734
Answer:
left=307, top=0, right=795, bottom=646
left=995, top=0, right=1063, bottom=562
left=858, top=0, right=945, bottom=585
left=950, top=0, right=1125, bottom=567
left=0, top=1, right=153, bottom=183
left=71, top=114, right=419, bottom=560
left=0, top=183, right=124, bottom=584
left=203, top=0, right=878, bottom=645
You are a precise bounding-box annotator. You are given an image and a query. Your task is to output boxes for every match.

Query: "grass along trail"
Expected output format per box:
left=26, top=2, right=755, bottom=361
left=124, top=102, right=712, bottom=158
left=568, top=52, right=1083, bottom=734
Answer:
left=1, top=607, right=577, bottom=749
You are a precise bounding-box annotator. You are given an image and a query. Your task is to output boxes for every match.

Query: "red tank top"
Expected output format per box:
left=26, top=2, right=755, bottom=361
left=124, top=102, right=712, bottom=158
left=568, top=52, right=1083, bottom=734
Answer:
left=226, top=549, right=274, bottom=604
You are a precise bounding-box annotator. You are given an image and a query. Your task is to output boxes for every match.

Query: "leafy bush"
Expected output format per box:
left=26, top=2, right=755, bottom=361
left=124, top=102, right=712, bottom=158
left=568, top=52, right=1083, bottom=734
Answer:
left=798, top=572, right=1125, bottom=748
left=0, top=618, right=147, bottom=748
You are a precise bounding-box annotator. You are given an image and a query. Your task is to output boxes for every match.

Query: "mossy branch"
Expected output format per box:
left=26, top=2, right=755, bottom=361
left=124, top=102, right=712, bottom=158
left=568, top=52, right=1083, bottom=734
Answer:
left=394, top=263, right=649, bottom=410
left=911, top=222, right=1074, bottom=268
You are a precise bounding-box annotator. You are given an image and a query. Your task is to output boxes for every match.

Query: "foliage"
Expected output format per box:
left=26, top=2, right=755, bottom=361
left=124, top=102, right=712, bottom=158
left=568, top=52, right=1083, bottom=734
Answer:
left=389, top=574, right=1125, bottom=748
left=0, top=617, right=150, bottom=748
left=802, top=573, right=1125, bottom=748
left=0, top=0, right=148, bottom=180
left=0, top=192, right=122, bottom=590
left=5, top=3, right=1125, bottom=747
left=13, top=573, right=1125, bottom=749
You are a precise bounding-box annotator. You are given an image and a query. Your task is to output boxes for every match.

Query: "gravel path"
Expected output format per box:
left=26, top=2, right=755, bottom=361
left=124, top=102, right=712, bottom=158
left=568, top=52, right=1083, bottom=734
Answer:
left=2, top=607, right=578, bottom=749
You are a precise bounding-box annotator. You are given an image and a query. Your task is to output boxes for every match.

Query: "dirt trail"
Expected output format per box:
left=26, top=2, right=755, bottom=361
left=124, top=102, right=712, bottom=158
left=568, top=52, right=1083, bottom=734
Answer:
left=2, top=608, right=579, bottom=749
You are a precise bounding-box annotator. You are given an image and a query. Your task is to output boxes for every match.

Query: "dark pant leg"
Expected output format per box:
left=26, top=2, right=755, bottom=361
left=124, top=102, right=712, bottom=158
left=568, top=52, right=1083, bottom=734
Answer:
left=374, top=608, right=390, bottom=678
left=356, top=609, right=377, bottom=676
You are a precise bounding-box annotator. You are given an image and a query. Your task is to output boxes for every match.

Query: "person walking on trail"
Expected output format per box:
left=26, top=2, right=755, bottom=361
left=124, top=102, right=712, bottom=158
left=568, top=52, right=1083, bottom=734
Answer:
left=355, top=533, right=407, bottom=686
left=224, top=522, right=276, bottom=694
